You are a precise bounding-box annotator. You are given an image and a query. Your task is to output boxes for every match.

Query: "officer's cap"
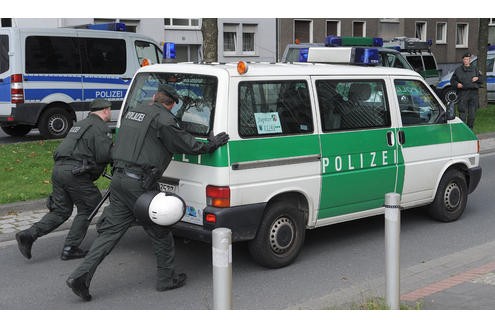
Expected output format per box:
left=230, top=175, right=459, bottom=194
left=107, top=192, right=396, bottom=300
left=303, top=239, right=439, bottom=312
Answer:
left=90, top=99, right=112, bottom=111
left=462, top=52, right=472, bottom=59
left=158, top=84, right=179, bottom=104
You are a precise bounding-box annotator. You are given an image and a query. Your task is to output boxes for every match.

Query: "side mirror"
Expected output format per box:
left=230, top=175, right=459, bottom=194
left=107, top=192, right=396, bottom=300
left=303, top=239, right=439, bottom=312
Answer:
left=446, top=101, right=456, bottom=120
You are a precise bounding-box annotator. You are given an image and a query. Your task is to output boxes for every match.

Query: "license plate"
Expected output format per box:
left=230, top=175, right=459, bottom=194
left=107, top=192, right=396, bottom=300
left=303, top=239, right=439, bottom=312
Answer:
left=158, top=182, right=177, bottom=193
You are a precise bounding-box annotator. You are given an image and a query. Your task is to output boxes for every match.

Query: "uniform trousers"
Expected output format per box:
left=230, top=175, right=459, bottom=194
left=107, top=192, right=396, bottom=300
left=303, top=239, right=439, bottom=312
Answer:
left=458, top=89, right=479, bottom=129
left=68, top=170, right=177, bottom=289
left=30, top=162, right=102, bottom=247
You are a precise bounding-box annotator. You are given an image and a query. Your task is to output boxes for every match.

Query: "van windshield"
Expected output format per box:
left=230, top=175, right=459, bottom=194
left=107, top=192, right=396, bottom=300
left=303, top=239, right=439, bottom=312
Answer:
left=0, top=35, right=9, bottom=74
left=122, top=72, right=218, bottom=136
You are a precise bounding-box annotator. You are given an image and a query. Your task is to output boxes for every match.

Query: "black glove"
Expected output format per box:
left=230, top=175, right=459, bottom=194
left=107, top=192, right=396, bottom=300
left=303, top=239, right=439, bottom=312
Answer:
left=206, top=132, right=229, bottom=152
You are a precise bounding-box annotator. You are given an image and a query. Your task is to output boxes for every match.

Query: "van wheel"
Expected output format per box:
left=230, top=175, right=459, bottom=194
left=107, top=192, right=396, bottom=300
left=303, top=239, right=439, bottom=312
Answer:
left=38, top=107, right=73, bottom=139
left=248, top=201, right=306, bottom=268
left=442, top=87, right=458, bottom=104
left=428, top=169, right=467, bottom=222
left=1, top=125, right=32, bottom=137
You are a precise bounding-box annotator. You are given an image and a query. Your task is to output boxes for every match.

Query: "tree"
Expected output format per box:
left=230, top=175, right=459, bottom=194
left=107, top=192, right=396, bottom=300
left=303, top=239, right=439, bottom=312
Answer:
left=201, top=18, right=218, bottom=63
left=478, top=18, right=489, bottom=108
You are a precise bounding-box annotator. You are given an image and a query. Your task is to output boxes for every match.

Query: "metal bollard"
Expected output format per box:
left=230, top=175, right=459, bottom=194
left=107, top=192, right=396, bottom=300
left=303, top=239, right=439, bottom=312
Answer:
left=384, top=192, right=401, bottom=310
left=212, top=228, right=232, bottom=310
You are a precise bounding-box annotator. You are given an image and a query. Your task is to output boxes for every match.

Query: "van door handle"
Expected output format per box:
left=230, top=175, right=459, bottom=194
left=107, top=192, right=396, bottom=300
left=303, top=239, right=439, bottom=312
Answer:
left=121, top=77, right=132, bottom=81
left=386, top=131, right=395, bottom=146
left=398, top=130, right=406, bottom=145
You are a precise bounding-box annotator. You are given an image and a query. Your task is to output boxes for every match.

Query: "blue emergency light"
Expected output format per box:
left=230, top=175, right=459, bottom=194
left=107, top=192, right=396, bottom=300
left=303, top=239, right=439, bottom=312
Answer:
left=298, top=48, right=309, bottom=62
left=87, top=23, right=126, bottom=31
left=163, top=42, right=176, bottom=60
left=352, top=48, right=380, bottom=65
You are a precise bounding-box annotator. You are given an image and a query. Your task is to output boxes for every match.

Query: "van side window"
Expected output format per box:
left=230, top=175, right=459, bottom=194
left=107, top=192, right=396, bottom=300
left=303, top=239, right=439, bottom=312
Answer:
left=0, top=35, right=8, bottom=74
left=316, top=80, right=390, bottom=131
left=82, top=38, right=126, bottom=74
left=25, top=36, right=81, bottom=74
left=395, top=79, right=442, bottom=125
left=238, top=80, right=313, bottom=137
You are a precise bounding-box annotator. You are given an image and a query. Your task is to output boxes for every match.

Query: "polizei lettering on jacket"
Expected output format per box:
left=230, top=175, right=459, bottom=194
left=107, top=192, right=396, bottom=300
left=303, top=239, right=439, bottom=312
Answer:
left=125, top=111, right=146, bottom=122
left=322, top=149, right=398, bottom=173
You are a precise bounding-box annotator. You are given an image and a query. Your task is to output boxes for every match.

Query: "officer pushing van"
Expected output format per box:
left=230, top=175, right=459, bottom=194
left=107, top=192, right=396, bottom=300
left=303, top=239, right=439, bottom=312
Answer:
left=66, top=83, right=229, bottom=301
left=15, top=99, right=113, bottom=261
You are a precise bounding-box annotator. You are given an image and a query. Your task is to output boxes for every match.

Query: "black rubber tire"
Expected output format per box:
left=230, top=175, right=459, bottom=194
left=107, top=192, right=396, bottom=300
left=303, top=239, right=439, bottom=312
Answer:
left=442, top=87, right=459, bottom=104
left=428, top=169, right=468, bottom=222
left=1, top=125, right=32, bottom=137
left=248, top=201, right=306, bottom=268
left=38, top=107, right=73, bottom=139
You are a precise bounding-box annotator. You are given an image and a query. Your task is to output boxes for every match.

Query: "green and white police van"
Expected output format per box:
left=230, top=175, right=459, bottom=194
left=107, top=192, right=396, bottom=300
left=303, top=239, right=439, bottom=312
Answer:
left=118, top=47, right=482, bottom=268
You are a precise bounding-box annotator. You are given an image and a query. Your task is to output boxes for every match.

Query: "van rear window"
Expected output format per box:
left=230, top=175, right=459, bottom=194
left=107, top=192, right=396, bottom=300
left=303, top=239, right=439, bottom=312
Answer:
left=0, top=35, right=8, bottom=74
left=122, top=72, right=217, bottom=136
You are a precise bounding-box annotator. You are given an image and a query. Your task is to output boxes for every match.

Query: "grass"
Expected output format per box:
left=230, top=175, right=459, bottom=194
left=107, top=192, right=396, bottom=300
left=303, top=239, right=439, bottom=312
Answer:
left=0, top=103, right=494, bottom=205
left=350, top=297, right=423, bottom=310
left=473, top=104, right=495, bottom=134
left=0, top=140, right=110, bottom=204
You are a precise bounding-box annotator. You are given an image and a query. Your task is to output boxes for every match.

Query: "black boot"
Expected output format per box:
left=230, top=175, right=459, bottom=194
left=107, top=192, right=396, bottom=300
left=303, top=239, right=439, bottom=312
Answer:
left=61, top=246, right=89, bottom=261
left=66, top=273, right=92, bottom=301
left=15, top=230, right=36, bottom=259
left=157, top=273, right=187, bottom=291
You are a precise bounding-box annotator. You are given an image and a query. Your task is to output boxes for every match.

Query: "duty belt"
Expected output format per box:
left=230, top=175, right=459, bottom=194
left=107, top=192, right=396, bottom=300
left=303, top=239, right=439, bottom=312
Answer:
left=115, top=167, right=143, bottom=180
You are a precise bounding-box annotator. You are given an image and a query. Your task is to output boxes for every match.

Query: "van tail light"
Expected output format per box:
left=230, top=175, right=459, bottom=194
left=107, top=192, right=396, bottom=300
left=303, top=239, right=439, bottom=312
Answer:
left=11, top=74, right=24, bottom=104
left=206, top=185, right=230, bottom=208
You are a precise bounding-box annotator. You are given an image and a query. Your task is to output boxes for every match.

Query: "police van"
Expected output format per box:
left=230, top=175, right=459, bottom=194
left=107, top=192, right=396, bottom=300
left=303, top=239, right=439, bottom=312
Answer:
left=383, top=37, right=441, bottom=89
left=282, top=36, right=414, bottom=71
left=0, top=26, right=162, bottom=138
left=118, top=46, right=482, bottom=268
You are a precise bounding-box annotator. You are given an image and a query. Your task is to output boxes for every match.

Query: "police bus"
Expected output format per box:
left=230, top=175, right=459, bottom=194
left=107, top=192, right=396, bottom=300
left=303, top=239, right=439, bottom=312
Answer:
left=0, top=25, right=162, bottom=138
left=117, top=46, right=482, bottom=268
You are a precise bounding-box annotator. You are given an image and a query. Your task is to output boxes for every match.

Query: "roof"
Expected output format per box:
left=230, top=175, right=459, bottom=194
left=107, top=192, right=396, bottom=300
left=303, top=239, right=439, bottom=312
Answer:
left=139, top=61, right=422, bottom=79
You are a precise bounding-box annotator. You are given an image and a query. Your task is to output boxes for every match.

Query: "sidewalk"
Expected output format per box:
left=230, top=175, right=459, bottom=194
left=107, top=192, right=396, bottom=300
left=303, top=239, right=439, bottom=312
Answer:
left=1, top=133, right=495, bottom=310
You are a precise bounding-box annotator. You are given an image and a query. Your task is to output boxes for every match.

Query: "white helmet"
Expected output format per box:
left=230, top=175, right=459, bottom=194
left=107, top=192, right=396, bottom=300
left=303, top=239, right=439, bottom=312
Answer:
left=134, top=191, right=186, bottom=226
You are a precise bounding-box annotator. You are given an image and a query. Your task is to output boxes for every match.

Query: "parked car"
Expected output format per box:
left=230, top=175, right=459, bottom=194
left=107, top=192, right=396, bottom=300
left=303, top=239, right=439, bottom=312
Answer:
left=436, top=49, right=495, bottom=104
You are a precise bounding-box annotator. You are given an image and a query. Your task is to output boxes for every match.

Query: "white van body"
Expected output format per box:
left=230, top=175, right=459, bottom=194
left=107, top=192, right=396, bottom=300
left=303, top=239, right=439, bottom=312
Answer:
left=0, top=27, right=162, bottom=138
left=117, top=60, right=482, bottom=268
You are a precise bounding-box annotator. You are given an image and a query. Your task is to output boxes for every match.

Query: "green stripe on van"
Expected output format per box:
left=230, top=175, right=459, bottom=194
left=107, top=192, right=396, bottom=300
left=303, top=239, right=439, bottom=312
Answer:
left=229, top=134, right=320, bottom=163
left=401, top=124, right=452, bottom=147
left=173, top=141, right=230, bottom=167
left=450, top=122, right=477, bottom=142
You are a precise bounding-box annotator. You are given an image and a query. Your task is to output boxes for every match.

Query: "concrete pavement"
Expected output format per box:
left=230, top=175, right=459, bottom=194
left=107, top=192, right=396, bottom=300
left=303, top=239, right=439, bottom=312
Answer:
left=1, top=132, right=495, bottom=310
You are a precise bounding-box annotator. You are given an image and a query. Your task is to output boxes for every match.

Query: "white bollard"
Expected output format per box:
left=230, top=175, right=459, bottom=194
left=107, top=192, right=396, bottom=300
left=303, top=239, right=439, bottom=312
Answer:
left=212, top=228, right=232, bottom=310
left=385, top=192, right=401, bottom=310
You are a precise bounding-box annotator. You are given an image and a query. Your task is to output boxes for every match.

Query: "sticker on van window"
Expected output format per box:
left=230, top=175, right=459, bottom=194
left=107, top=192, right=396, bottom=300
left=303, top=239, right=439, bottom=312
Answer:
left=254, top=112, right=282, bottom=134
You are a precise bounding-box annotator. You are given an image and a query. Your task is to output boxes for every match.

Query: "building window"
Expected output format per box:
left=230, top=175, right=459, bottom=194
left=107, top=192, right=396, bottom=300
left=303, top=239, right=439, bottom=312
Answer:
left=436, top=22, right=447, bottom=44
left=223, top=24, right=237, bottom=52
left=294, top=20, right=312, bottom=43
left=353, top=21, right=365, bottom=37
left=223, top=23, right=258, bottom=56
left=164, top=18, right=200, bottom=29
left=326, top=20, right=341, bottom=36
left=242, top=24, right=256, bottom=53
left=456, top=23, right=469, bottom=48
left=415, top=21, right=427, bottom=40
left=175, top=44, right=200, bottom=62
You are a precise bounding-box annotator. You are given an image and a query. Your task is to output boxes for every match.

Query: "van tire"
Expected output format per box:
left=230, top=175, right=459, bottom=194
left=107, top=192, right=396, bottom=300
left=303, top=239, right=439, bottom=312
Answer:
left=248, top=201, right=306, bottom=268
left=38, top=107, right=73, bottom=139
left=428, top=169, right=468, bottom=222
left=1, top=125, right=32, bottom=137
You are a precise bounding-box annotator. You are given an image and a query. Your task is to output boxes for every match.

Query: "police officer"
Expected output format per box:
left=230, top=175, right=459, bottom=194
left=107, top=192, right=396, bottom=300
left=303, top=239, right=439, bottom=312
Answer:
left=66, top=84, right=229, bottom=301
left=15, top=99, right=113, bottom=261
left=450, top=52, right=483, bottom=129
